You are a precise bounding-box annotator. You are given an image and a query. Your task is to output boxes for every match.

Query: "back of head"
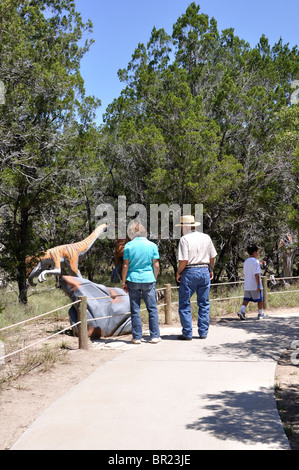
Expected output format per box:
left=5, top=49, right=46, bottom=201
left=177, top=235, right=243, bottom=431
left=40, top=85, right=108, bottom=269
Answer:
left=247, top=244, right=259, bottom=255
left=127, top=221, right=147, bottom=240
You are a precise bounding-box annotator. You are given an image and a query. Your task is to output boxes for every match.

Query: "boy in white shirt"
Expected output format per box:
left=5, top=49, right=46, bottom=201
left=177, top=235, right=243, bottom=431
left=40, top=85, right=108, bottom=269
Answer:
left=238, top=244, right=268, bottom=320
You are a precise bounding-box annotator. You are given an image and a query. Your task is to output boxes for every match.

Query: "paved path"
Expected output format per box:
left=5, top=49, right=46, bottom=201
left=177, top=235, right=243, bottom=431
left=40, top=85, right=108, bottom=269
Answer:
left=12, top=312, right=299, bottom=450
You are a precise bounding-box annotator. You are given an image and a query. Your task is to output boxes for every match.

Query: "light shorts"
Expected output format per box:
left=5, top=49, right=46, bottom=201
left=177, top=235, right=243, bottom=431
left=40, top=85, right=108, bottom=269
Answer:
left=243, top=290, right=263, bottom=303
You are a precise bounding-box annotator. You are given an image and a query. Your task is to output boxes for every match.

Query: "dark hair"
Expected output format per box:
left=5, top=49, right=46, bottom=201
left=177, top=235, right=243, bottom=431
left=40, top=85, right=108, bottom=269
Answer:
left=247, top=244, right=259, bottom=255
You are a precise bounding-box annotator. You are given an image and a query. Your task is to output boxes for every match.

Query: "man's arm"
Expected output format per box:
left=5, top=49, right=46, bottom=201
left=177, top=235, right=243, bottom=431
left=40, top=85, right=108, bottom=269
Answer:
left=176, top=260, right=188, bottom=283
left=209, top=257, right=215, bottom=280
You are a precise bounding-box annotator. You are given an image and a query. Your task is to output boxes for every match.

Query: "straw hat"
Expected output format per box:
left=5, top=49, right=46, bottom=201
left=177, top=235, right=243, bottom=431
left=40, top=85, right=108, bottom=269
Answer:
left=175, top=215, right=201, bottom=227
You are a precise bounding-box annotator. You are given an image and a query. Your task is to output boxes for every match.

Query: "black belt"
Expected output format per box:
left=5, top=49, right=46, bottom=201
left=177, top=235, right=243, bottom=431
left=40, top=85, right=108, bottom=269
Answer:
left=186, top=264, right=208, bottom=268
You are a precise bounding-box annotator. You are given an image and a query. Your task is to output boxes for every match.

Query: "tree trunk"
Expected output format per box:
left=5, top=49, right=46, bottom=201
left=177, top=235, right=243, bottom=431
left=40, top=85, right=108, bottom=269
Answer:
left=17, top=272, right=28, bottom=304
left=282, top=250, right=296, bottom=278
left=85, top=192, right=94, bottom=281
left=15, top=208, right=29, bottom=304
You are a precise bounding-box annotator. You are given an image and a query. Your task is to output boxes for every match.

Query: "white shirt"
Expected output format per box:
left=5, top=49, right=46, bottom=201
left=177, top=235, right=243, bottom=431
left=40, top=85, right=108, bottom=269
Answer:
left=243, top=257, right=262, bottom=290
left=178, top=231, right=217, bottom=265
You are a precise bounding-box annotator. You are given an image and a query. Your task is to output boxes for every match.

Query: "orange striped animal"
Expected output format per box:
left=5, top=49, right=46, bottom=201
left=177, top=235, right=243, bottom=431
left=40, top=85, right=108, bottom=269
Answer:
left=26, top=224, right=108, bottom=286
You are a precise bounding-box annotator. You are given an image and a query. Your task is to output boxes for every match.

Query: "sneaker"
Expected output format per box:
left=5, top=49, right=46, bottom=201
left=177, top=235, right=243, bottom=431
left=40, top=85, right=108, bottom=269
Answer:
left=257, top=313, right=269, bottom=320
left=149, top=337, right=162, bottom=344
left=237, top=311, right=246, bottom=320
left=131, top=338, right=142, bottom=344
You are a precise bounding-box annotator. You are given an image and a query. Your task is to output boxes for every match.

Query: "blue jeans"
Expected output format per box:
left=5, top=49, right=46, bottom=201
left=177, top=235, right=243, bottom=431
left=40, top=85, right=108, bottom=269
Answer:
left=127, top=281, right=160, bottom=340
left=178, top=267, right=211, bottom=338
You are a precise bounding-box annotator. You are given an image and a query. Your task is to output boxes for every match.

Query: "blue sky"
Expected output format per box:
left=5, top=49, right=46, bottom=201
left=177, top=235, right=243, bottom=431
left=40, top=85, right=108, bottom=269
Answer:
left=75, top=0, right=299, bottom=124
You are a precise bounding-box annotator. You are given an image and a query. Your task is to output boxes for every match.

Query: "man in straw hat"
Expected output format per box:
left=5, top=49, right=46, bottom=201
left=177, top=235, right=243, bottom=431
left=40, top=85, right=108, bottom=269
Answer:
left=176, top=215, right=217, bottom=340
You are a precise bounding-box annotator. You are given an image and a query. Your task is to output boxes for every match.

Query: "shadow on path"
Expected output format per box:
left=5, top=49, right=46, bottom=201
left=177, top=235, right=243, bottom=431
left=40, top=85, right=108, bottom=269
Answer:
left=208, top=316, right=299, bottom=361
left=187, top=387, right=287, bottom=448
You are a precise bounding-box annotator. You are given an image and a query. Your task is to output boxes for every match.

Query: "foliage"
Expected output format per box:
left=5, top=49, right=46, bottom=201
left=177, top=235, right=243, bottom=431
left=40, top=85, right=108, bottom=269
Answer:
left=102, top=2, right=299, bottom=280
left=1, top=2, right=299, bottom=305
left=0, top=0, right=101, bottom=302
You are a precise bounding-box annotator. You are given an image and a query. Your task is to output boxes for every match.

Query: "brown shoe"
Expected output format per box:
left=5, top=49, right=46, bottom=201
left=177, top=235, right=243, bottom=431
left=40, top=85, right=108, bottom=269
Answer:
left=177, top=335, right=192, bottom=341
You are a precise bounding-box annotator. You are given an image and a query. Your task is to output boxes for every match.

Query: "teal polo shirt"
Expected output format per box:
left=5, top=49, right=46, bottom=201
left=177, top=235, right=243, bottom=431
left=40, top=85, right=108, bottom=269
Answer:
left=123, top=237, right=159, bottom=283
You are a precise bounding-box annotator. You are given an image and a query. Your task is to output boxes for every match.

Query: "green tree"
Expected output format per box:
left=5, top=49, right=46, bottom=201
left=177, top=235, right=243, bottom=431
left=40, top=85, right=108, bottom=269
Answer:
left=103, top=24, right=242, bottom=274
left=102, top=3, right=299, bottom=279
left=0, top=0, right=99, bottom=302
left=171, top=4, right=299, bottom=278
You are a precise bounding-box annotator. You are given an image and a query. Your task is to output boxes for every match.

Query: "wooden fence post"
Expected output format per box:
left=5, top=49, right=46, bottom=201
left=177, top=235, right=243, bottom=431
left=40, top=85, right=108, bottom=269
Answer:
left=164, top=284, right=173, bottom=325
left=262, top=277, right=269, bottom=310
left=77, top=296, right=89, bottom=350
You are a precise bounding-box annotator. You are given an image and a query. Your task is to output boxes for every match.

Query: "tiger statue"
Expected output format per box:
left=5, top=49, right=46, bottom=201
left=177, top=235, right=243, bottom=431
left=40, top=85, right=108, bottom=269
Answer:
left=26, top=223, right=108, bottom=286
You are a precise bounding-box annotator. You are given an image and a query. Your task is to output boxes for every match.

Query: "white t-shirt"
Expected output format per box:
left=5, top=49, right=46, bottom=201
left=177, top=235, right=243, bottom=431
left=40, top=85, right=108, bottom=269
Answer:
left=243, top=257, right=262, bottom=291
left=178, top=231, right=217, bottom=265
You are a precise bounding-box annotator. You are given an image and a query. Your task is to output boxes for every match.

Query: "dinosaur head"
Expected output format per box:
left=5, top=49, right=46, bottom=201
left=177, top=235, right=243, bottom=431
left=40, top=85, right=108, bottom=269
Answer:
left=25, top=255, right=40, bottom=280
left=28, top=262, right=42, bottom=286
left=25, top=254, right=52, bottom=286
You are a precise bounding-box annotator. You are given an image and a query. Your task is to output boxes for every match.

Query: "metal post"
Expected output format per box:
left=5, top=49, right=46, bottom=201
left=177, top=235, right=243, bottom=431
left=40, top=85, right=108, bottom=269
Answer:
left=262, top=277, right=269, bottom=310
left=77, top=296, right=89, bottom=350
left=164, top=284, right=173, bottom=325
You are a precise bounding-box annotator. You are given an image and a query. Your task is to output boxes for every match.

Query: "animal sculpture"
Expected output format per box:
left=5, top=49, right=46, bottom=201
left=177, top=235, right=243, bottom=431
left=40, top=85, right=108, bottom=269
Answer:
left=26, top=223, right=108, bottom=286
left=61, top=276, right=131, bottom=338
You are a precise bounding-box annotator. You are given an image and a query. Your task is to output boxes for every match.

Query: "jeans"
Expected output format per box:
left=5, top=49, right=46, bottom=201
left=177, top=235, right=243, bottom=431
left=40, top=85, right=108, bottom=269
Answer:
left=127, top=281, right=160, bottom=340
left=178, top=267, right=211, bottom=338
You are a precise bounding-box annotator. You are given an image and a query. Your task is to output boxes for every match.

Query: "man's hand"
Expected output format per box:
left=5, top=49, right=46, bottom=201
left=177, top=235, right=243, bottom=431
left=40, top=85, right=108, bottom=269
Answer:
left=176, top=260, right=188, bottom=283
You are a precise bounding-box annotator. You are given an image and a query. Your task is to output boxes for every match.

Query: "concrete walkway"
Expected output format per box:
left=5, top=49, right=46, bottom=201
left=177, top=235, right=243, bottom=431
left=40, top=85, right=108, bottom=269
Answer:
left=11, top=312, right=299, bottom=451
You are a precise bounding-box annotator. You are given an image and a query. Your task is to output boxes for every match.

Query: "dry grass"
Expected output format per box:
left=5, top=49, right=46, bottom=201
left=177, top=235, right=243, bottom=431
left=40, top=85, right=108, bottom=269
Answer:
left=0, top=280, right=73, bottom=390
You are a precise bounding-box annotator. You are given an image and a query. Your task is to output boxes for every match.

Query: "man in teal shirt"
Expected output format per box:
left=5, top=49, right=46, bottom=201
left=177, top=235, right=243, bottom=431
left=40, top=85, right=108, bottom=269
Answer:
left=122, top=222, right=161, bottom=344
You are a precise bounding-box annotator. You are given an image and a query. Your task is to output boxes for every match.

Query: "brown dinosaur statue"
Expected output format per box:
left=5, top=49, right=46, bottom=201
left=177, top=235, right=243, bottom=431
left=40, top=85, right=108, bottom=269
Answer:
left=26, top=223, right=108, bottom=286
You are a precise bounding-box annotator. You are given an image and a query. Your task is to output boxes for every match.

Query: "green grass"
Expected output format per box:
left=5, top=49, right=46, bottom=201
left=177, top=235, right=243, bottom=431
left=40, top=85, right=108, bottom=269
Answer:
left=0, top=280, right=70, bottom=334
left=0, top=280, right=72, bottom=389
left=1, top=275, right=299, bottom=332
left=0, top=342, right=69, bottom=389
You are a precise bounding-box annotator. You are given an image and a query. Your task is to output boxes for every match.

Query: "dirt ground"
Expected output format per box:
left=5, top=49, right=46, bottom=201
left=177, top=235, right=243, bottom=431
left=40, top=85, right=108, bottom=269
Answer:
left=0, top=319, right=126, bottom=451
left=0, top=310, right=298, bottom=451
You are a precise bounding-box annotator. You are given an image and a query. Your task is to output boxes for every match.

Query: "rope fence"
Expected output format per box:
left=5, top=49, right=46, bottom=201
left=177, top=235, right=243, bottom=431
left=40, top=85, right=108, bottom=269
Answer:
left=0, top=300, right=81, bottom=332
left=1, top=275, right=298, bottom=363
